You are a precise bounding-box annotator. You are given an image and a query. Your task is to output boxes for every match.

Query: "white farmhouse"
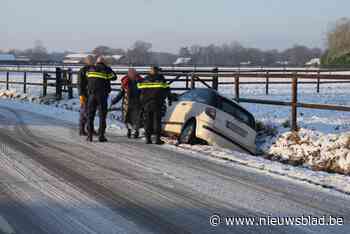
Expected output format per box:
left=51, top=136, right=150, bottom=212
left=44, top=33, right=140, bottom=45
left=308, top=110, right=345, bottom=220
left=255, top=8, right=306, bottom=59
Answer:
left=174, top=57, right=192, bottom=66
left=305, top=58, right=321, bottom=67
left=63, top=53, right=94, bottom=64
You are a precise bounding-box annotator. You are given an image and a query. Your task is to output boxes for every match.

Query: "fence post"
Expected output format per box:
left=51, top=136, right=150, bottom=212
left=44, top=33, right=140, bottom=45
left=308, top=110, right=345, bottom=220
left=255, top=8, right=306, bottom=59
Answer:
left=56, top=67, right=62, bottom=100
left=23, top=72, right=27, bottom=94
left=234, top=74, right=240, bottom=102
left=190, top=74, right=196, bottom=89
left=6, top=72, right=9, bottom=90
left=43, top=72, right=47, bottom=97
left=67, top=68, right=73, bottom=99
left=185, top=73, right=189, bottom=89
left=291, top=74, right=298, bottom=132
left=316, top=71, right=320, bottom=93
left=212, top=67, right=219, bottom=90
left=265, top=71, right=269, bottom=95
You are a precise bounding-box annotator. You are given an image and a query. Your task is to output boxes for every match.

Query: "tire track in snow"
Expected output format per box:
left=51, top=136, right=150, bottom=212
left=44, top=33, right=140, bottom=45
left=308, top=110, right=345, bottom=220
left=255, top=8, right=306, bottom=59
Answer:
left=0, top=109, right=155, bottom=234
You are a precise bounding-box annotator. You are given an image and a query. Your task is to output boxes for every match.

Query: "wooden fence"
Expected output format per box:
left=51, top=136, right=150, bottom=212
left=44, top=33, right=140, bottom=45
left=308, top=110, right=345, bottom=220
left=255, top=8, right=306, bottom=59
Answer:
left=1, top=67, right=350, bottom=132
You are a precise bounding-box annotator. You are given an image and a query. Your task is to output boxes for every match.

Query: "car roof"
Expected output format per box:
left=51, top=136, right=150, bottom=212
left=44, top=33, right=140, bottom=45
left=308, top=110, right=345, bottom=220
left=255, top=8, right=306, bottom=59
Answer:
left=188, top=88, right=240, bottom=105
left=187, top=88, right=254, bottom=115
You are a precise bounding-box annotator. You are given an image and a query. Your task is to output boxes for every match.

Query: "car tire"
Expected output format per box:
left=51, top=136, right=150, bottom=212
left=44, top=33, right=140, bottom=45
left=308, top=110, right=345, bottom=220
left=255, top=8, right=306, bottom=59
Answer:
left=178, top=119, right=197, bottom=145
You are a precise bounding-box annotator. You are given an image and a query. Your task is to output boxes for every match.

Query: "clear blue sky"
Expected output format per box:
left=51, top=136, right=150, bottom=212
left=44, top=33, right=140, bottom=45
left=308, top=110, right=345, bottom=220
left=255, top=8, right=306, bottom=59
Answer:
left=1, top=0, right=349, bottom=53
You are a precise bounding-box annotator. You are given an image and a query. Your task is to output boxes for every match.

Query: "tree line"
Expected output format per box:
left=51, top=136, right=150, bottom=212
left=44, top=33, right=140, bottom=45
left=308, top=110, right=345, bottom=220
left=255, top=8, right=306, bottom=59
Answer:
left=1, top=41, right=322, bottom=67
left=4, top=17, right=350, bottom=66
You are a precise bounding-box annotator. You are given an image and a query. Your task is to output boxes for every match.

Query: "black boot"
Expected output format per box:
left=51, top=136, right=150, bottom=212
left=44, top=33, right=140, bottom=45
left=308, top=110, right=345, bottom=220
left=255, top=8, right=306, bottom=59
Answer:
left=155, top=136, right=165, bottom=145
left=133, top=130, right=139, bottom=139
left=79, top=129, right=87, bottom=136
left=86, top=134, right=93, bottom=142
left=127, top=129, right=131, bottom=138
left=145, top=135, right=152, bottom=144
left=99, top=135, right=108, bottom=142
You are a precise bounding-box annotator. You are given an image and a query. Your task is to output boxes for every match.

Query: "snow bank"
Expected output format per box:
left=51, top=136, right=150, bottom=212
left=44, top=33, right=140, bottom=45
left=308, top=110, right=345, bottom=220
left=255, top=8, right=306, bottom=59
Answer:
left=266, top=129, right=350, bottom=175
left=0, top=89, right=38, bottom=102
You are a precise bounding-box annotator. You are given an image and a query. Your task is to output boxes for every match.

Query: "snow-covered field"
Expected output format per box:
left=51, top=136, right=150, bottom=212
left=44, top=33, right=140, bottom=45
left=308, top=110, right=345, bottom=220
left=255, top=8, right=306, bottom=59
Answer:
left=1, top=70, right=350, bottom=177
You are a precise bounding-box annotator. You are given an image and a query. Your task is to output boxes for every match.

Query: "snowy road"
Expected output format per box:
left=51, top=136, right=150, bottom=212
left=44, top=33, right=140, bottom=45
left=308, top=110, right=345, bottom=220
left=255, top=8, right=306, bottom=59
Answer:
left=0, top=104, right=349, bottom=233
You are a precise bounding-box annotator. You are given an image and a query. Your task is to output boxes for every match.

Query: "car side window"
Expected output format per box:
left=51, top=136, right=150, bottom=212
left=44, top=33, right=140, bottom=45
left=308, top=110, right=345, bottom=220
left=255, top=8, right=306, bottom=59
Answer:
left=219, top=98, right=255, bottom=129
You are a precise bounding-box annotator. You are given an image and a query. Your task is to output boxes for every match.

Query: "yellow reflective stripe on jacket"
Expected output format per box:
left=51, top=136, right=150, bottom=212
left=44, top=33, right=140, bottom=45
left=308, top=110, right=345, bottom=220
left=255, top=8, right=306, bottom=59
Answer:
left=87, top=71, right=114, bottom=80
left=137, top=82, right=170, bottom=89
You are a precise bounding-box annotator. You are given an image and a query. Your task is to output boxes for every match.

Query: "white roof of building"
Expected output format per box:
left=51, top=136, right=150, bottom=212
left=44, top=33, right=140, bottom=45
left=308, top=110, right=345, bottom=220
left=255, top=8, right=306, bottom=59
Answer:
left=0, top=54, right=16, bottom=61
left=65, top=53, right=93, bottom=59
left=240, top=61, right=251, bottom=65
left=16, top=56, right=30, bottom=62
left=305, top=58, right=321, bottom=65
left=174, top=57, right=192, bottom=65
left=111, top=55, right=124, bottom=61
left=63, top=59, right=82, bottom=64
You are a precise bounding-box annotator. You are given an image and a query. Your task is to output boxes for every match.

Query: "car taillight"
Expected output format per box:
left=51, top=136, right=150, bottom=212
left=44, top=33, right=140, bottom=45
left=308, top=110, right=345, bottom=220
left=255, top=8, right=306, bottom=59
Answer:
left=205, top=107, right=216, bottom=120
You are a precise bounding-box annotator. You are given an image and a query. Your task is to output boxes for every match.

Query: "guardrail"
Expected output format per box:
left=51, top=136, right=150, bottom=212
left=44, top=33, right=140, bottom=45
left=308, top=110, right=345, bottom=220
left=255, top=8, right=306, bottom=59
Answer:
left=1, top=67, right=350, bottom=132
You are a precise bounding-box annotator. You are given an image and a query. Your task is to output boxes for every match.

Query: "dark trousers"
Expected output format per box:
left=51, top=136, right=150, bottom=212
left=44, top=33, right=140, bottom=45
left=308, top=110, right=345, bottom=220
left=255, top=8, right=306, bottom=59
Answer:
left=125, top=108, right=142, bottom=131
left=79, top=104, right=88, bottom=133
left=143, top=109, right=162, bottom=138
left=87, top=94, right=108, bottom=137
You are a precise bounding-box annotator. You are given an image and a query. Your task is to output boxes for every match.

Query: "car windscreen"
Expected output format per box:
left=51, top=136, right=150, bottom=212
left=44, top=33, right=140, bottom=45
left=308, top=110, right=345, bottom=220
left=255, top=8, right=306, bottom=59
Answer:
left=178, top=89, right=218, bottom=107
left=217, top=97, right=256, bottom=129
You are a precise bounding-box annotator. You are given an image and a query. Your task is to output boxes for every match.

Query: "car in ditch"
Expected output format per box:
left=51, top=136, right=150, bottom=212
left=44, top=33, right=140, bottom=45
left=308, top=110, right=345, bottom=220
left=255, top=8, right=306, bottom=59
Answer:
left=162, top=88, right=257, bottom=155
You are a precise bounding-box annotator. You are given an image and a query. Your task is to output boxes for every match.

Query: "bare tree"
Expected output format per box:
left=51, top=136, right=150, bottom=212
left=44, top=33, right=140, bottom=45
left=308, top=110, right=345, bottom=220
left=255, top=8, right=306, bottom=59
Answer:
left=22, top=40, right=49, bottom=61
left=179, top=47, right=191, bottom=57
left=327, top=18, right=350, bottom=56
left=126, top=41, right=152, bottom=65
left=92, top=46, right=113, bottom=56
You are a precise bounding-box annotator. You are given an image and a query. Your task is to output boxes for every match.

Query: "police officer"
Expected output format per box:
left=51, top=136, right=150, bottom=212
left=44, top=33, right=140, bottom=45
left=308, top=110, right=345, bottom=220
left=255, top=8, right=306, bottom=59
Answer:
left=77, top=55, right=94, bottom=136
left=110, top=68, right=143, bottom=138
left=86, top=56, right=117, bottom=142
left=138, top=66, right=171, bottom=144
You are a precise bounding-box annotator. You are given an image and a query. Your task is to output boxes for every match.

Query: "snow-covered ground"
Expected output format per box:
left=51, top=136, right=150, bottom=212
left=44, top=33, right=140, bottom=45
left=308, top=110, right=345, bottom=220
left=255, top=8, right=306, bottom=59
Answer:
left=1, top=71, right=350, bottom=177
left=0, top=97, right=350, bottom=197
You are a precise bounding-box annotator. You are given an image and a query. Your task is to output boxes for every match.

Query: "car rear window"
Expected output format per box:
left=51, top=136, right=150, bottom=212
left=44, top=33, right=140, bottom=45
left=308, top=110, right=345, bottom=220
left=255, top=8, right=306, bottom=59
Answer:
left=218, top=98, right=256, bottom=129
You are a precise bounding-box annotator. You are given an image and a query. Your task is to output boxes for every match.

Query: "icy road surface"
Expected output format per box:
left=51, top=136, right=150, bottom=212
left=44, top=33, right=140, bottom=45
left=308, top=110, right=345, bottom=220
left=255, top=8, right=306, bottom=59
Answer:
left=0, top=104, right=349, bottom=233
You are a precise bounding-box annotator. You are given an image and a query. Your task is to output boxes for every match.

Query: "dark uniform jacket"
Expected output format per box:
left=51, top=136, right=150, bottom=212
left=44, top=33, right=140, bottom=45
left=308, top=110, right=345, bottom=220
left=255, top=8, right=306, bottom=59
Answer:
left=111, top=75, right=143, bottom=122
left=77, top=65, right=94, bottom=97
left=86, top=63, right=117, bottom=96
left=138, top=74, right=171, bottom=112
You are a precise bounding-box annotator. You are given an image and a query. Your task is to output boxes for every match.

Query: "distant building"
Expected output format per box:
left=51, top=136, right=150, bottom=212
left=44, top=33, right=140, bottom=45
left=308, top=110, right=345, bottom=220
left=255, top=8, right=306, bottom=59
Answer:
left=63, top=53, right=125, bottom=65
left=0, top=54, right=16, bottom=63
left=240, top=61, right=251, bottom=66
left=16, top=56, right=31, bottom=62
left=276, top=61, right=290, bottom=66
left=0, top=54, right=31, bottom=64
left=63, top=53, right=93, bottom=64
left=173, top=57, right=192, bottom=66
left=104, top=55, right=125, bottom=65
left=305, top=58, right=321, bottom=67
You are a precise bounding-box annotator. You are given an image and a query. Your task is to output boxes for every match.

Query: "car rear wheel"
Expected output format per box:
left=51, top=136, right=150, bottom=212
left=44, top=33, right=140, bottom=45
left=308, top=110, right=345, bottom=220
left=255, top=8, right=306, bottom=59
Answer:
left=178, top=119, right=197, bottom=144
